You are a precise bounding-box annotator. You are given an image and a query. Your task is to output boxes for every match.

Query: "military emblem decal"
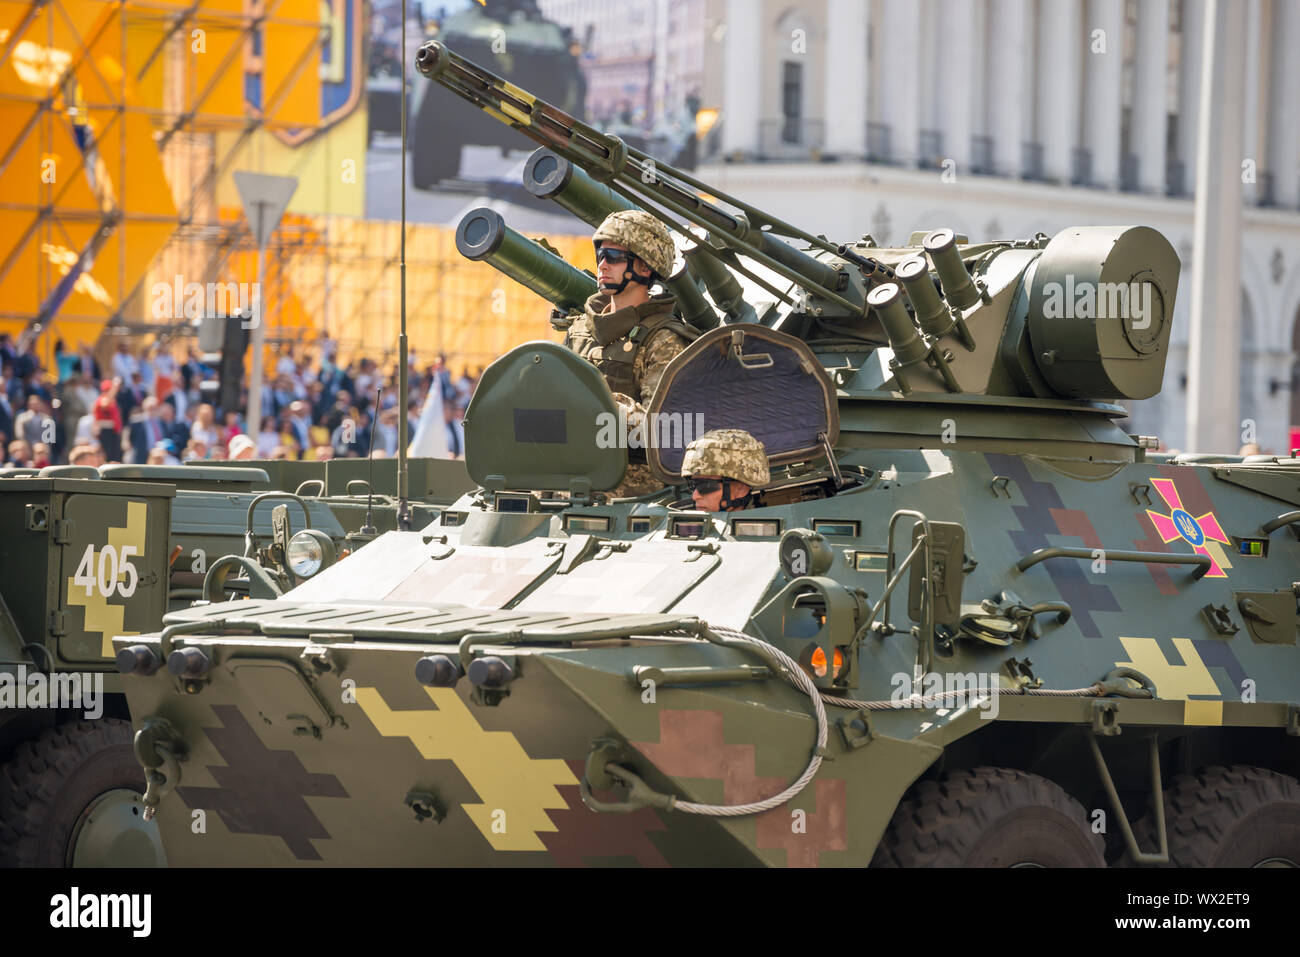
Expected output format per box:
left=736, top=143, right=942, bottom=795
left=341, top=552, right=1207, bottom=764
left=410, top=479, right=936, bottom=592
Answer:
left=354, top=686, right=577, bottom=852
left=1144, top=478, right=1231, bottom=578
left=177, top=705, right=349, bottom=860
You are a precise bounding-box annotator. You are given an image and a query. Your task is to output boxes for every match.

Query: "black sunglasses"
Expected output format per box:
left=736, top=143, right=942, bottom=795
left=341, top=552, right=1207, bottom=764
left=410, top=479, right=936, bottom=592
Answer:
left=687, top=478, right=723, bottom=494
left=595, top=247, right=634, bottom=265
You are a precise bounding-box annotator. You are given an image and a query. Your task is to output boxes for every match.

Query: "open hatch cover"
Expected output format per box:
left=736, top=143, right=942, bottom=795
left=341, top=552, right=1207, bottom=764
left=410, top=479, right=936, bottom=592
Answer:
left=646, top=325, right=839, bottom=483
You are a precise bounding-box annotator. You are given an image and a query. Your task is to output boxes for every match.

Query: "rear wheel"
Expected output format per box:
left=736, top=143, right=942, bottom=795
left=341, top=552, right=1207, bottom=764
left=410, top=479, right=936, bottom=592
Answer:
left=1130, top=765, right=1300, bottom=867
left=0, top=719, right=165, bottom=867
left=872, top=766, right=1104, bottom=867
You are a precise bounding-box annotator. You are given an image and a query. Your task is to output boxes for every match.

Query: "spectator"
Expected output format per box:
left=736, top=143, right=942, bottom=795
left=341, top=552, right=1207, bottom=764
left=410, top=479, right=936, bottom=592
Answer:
left=110, top=341, right=138, bottom=381
left=189, top=403, right=220, bottom=447
left=228, top=434, right=256, bottom=460
left=92, top=379, right=123, bottom=462
left=255, top=416, right=281, bottom=457
left=128, top=396, right=167, bottom=464
left=30, top=442, right=51, bottom=468
left=285, top=400, right=313, bottom=452
left=7, top=439, right=33, bottom=467
left=68, top=445, right=103, bottom=467
left=14, top=395, right=50, bottom=446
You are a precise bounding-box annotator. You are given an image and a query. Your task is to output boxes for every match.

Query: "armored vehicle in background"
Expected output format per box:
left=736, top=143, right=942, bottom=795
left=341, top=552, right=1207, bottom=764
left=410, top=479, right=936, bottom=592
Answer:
left=103, top=44, right=1300, bottom=868
left=0, top=462, right=419, bottom=867
left=410, top=0, right=584, bottom=188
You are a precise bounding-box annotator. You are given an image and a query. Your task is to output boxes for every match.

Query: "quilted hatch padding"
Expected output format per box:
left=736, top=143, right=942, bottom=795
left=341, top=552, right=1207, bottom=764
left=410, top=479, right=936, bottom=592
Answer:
left=648, top=326, right=836, bottom=479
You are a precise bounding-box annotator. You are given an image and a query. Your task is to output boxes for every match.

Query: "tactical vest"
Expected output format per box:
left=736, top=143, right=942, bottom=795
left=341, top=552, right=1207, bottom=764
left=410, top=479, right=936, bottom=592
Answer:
left=567, top=294, right=698, bottom=397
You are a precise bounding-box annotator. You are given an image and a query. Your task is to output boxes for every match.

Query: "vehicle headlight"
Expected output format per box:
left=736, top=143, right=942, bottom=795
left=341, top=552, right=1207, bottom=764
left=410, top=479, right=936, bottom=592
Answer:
left=287, top=529, right=336, bottom=578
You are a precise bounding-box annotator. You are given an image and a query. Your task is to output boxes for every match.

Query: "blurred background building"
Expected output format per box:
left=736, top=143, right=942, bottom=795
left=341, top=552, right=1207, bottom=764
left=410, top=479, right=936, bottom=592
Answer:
left=692, top=0, right=1300, bottom=453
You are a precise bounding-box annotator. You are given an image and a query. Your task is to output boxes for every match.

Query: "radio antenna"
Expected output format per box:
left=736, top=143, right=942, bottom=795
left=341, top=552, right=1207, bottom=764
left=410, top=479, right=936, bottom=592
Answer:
left=361, top=386, right=380, bottom=537
left=396, top=0, right=411, bottom=530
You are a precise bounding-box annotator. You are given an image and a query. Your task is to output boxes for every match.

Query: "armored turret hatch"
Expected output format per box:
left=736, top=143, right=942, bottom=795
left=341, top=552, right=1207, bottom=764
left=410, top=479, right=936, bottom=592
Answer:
left=646, top=325, right=839, bottom=483
left=464, top=340, right=626, bottom=494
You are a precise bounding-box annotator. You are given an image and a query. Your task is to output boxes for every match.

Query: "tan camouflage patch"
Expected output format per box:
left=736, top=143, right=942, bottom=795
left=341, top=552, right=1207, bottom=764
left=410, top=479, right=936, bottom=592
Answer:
left=681, top=429, right=769, bottom=488
left=632, top=327, right=690, bottom=406
left=608, top=462, right=664, bottom=499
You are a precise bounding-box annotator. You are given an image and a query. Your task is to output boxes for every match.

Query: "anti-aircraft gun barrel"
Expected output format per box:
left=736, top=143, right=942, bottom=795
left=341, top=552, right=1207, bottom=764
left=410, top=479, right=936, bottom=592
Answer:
left=523, top=148, right=637, bottom=224
left=524, top=147, right=725, bottom=331
left=662, top=268, right=720, bottom=332
left=415, top=40, right=858, bottom=315
left=682, top=234, right=756, bottom=324
left=454, top=207, right=598, bottom=313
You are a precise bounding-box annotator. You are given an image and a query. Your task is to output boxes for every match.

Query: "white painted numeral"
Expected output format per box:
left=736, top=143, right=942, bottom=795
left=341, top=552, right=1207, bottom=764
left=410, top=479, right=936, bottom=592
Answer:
left=74, top=543, right=140, bottom=598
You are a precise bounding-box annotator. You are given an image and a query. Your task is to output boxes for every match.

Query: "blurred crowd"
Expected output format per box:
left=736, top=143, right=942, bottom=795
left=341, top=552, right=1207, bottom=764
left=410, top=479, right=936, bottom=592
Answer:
left=0, top=331, right=480, bottom=469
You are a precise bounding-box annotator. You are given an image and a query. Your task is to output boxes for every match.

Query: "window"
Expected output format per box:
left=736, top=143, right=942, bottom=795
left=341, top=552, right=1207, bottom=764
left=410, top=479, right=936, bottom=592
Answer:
left=781, top=61, right=803, bottom=143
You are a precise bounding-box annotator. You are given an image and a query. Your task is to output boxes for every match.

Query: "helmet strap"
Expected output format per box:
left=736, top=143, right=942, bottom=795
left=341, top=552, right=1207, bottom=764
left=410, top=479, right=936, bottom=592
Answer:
left=597, top=250, right=655, bottom=295
left=719, top=480, right=751, bottom=511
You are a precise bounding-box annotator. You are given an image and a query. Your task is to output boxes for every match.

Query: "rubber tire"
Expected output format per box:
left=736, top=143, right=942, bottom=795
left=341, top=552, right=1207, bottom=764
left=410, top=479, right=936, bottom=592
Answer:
left=871, top=766, right=1105, bottom=867
left=1128, top=764, right=1300, bottom=867
left=0, top=719, right=145, bottom=867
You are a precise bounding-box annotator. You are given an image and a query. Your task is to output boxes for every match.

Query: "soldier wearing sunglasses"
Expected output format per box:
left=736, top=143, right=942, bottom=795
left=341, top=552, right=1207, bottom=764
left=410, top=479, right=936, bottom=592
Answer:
left=565, top=210, right=698, bottom=497
left=680, top=429, right=770, bottom=512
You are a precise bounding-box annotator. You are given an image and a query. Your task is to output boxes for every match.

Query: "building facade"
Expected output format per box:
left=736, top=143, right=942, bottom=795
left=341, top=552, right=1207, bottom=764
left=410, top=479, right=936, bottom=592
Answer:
left=693, top=0, right=1300, bottom=453
left=538, top=0, right=713, bottom=127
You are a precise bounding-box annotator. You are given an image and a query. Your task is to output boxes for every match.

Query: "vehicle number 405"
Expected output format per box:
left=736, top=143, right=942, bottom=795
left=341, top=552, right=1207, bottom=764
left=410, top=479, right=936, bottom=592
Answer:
left=73, top=543, right=139, bottom=598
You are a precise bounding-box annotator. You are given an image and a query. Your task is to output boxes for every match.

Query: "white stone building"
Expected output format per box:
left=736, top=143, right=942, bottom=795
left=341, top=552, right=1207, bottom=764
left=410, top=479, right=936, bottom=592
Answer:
left=690, top=0, right=1300, bottom=453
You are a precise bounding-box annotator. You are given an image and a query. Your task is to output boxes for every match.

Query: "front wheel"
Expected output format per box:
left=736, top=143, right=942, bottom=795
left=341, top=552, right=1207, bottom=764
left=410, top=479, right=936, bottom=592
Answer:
left=872, top=766, right=1104, bottom=867
left=0, top=719, right=166, bottom=867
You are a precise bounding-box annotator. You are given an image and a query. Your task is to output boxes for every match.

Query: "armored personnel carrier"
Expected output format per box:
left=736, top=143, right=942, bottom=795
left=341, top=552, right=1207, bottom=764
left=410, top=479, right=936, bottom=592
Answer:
left=104, top=44, right=1300, bottom=868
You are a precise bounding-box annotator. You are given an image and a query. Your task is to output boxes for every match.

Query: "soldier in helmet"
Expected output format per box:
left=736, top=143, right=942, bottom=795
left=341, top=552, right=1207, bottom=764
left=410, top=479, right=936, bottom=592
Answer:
left=680, top=429, right=769, bottom=512
left=565, top=210, right=696, bottom=497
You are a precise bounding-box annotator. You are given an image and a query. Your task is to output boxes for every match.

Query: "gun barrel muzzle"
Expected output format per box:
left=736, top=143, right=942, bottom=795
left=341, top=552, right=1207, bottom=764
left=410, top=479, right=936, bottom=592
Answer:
left=455, top=207, right=598, bottom=313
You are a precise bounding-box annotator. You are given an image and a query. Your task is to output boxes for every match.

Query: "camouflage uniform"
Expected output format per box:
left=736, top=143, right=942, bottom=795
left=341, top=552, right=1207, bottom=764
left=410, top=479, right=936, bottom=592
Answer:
left=566, top=292, right=693, bottom=496
left=569, top=210, right=694, bottom=498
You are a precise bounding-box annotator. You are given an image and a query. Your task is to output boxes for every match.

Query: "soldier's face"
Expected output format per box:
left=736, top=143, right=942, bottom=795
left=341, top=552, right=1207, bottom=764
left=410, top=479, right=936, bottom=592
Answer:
left=595, top=243, right=650, bottom=289
left=691, top=476, right=750, bottom=512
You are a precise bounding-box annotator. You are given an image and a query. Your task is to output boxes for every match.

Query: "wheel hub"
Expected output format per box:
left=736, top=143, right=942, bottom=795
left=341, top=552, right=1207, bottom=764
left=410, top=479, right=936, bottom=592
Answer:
left=68, top=788, right=167, bottom=868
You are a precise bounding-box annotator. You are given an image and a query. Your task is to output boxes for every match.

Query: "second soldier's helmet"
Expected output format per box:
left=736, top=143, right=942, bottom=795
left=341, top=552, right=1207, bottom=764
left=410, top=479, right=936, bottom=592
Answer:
left=593, top=210, right=675, bottom=280
left=680, top=429, right=770, bottom=488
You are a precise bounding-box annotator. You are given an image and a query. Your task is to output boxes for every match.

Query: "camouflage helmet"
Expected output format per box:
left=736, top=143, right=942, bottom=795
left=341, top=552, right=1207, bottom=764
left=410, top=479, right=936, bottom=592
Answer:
left=593, top=210, right=675, bottom=279
left=680, top=429, right=770, bottom=489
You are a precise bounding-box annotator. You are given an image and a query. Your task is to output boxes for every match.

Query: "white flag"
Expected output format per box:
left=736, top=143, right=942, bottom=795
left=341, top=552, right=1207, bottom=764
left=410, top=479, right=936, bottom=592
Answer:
left=408, top=384, right=449, bottom=458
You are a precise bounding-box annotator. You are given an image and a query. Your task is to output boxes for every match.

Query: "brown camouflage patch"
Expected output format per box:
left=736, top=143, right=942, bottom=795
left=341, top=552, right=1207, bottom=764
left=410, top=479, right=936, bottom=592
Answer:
left=540, top=760, right=669, bottom=867
left=177, top=704, right=348, bottom=861
left=633, top=709, right=847, bottom=867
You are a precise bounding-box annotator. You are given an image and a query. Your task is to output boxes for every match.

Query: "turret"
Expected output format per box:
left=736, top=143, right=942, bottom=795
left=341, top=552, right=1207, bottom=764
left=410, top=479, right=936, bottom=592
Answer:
left=419, top=39, right=1181, bottom=460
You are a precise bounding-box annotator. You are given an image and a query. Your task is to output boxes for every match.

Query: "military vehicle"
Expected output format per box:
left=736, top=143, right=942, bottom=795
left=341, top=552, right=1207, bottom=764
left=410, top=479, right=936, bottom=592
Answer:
left=104, top=43, right=1300, bottom=868
left=409, top=0, right=584, bottom=189
left=0, top=465, right=396, bottom=867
